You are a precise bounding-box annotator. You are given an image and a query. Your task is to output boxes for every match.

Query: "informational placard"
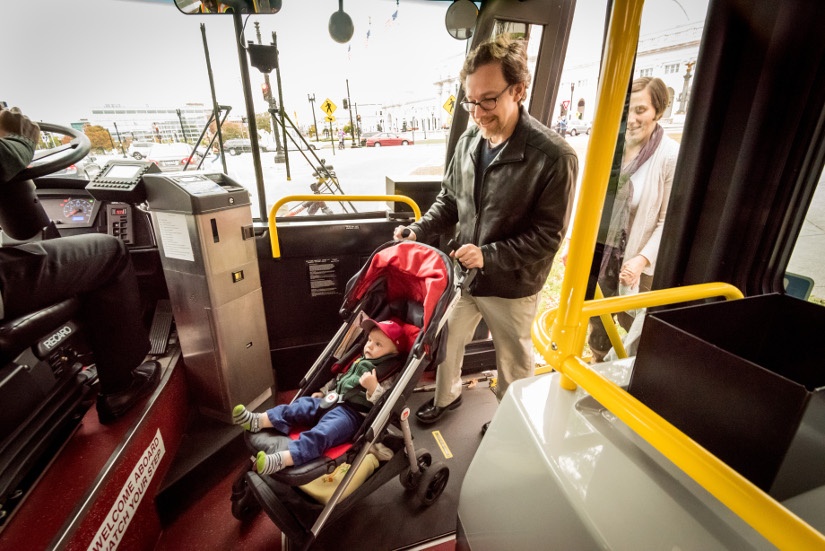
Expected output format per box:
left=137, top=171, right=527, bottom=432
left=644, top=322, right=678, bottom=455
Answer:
left=307, top=258, right=340, bottom=297
left=156, top=212, right=194, bottom=262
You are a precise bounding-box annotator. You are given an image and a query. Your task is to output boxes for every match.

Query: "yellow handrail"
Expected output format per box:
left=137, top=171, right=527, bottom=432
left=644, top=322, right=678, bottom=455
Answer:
left=534, top=282, right=745, bottom=376
left=266, top=195, right=422, bottom=258
left=531, top=0, right=825, bottom=548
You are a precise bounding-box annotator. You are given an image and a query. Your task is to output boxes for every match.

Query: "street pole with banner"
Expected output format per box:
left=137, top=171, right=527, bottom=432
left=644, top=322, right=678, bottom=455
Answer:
left=308, top=93, right=320, bottom=142
left=326, top=115, right=336, bottom=156
left=112, top=121, right=126, bottom=157
left=346, top=79, right=357, bottom=147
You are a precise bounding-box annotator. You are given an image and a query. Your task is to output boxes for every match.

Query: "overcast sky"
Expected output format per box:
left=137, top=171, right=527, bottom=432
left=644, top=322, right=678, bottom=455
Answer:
left=2, top=0, right=709, bottom=126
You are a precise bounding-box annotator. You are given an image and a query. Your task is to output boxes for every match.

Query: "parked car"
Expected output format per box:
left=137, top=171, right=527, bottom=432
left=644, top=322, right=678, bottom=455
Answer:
left=146, top=143, right=199, bottom=172
left=365, top=132, right=413, bottom=147
left=223, top=139, right=255, bottom=155
left=127, top=141, right=155, bottom=160
left=359, top=131, right=380, bottom=147
left=567, top=118, right=592, bottom=136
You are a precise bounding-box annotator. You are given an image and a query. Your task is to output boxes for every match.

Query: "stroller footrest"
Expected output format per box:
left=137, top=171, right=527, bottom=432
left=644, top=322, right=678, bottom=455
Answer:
left=245, top=429, right=354, bottom=486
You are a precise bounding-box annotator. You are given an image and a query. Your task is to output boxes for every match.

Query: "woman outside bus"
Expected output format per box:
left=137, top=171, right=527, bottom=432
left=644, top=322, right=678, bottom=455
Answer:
left=588, top=76, right=680, bottom=362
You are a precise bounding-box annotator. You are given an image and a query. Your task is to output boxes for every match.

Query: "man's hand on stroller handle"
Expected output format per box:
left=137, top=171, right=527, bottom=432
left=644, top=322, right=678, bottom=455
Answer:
left=394, top=226, right=416, bottom=241
left=392, top=227, right=479, bottom=286
left=450, top=240, right=484, bottom=270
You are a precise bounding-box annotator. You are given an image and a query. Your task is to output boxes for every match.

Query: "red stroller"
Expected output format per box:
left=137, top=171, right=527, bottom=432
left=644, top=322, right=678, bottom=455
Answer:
left=230, top=240, right=472, bottom=550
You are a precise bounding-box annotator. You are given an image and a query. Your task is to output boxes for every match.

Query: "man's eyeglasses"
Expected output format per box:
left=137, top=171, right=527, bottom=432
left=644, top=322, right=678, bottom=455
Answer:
left=460, top=84, right=512, bottom=113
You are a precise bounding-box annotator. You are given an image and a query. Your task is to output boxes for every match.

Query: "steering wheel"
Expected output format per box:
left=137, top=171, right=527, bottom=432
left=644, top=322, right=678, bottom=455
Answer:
left=0, top=123, right=91, bottom=241
left=13, top=122, right=91, bottom=181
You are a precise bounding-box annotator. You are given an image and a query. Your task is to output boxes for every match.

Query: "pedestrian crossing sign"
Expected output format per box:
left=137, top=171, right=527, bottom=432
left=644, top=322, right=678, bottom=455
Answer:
left=443, top=95, right=456, bottom=115
left=321, top=98, right=337, bottom=116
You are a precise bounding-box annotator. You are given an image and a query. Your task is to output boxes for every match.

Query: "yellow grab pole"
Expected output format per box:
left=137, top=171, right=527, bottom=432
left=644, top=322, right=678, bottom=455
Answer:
left=267, top=195, right=421, bottom=258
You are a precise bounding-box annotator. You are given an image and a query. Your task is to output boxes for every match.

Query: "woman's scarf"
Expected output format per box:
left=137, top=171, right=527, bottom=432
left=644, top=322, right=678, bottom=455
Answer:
left=598, top=123, right=664, bottom=294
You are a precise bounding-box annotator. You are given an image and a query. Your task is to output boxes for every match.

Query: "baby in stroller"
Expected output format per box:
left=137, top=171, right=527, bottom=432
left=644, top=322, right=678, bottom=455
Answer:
left=233, top=317, right=416, bottom=475
left=230, top=240, right=469, bottom=549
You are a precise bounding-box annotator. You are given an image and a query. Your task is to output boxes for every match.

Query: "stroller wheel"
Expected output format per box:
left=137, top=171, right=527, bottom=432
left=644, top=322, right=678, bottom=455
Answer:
left=230, top=472, right=262, bottom=521
left=399, top=449, right=432, bottom=490
left=416, top=461, right=450, bottom=506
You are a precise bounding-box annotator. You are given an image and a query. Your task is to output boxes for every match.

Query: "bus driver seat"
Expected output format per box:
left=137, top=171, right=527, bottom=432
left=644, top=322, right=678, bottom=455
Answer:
left=0, top=177, right=97, bottom=514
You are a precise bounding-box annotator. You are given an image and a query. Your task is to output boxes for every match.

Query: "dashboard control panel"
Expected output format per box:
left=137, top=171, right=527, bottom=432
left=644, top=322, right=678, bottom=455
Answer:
left=106, top=203, right=133, bottom=244
left=86, top=160, right=161, bottom=203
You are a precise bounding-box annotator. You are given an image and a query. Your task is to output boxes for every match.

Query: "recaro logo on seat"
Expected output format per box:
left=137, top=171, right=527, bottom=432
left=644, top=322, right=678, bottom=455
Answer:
left=43, top=325, right=73, bottom=350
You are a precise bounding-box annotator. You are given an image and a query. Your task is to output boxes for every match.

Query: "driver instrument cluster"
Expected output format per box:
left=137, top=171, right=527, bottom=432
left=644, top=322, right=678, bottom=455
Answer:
left=40, top=195, right=100, bottom=228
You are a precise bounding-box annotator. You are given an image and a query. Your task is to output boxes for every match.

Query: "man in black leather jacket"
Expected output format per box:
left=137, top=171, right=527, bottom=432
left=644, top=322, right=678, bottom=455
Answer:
left=0, top=106, right=159, bottom=424
left=394, top=36, right=577, bottom=429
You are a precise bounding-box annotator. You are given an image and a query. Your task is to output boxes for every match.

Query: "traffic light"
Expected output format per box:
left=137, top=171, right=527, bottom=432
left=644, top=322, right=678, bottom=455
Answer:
left=342, top=98, right=349, bottom=109
left=262, top=82, right=272, bottom=102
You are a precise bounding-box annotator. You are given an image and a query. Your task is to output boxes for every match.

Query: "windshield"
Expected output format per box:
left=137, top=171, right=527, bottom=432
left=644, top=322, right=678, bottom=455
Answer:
left=3, top=0, right=469, bottom=216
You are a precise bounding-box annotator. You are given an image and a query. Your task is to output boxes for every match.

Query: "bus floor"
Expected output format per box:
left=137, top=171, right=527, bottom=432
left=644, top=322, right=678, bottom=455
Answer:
left=155, top=369, right=498, bottom=551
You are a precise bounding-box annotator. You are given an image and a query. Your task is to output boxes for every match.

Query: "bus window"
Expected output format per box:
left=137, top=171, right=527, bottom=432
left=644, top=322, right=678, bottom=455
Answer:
left=558, top=1, right=712, bottom=310
left=787, top=166, right=825, bottom=302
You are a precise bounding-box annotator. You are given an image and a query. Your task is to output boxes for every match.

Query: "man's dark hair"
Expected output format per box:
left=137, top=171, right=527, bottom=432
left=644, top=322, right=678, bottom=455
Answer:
left=460, top=35, right=531, bottom=104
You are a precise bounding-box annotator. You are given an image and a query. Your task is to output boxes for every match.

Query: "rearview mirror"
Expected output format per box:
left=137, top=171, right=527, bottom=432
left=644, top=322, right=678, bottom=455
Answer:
left=174, top=0, right=282, bottom=15
left=445, top=0, right=477, bottom=40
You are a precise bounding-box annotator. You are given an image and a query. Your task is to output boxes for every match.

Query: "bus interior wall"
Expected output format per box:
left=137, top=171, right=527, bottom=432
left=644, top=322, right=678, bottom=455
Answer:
left=258, top=209, right=495, bottom=391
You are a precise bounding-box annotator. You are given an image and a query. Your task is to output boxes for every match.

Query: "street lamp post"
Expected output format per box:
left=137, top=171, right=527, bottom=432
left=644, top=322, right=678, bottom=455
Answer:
left=308, top=93, right=320, bottom=142
left=256, top=22, right=285, bottom=165
left=353, top=102, right=361, bottom=144
left=569, top=82, right=575, bottom=120
left=175, top=108, right=188, bottom=144
left=112, top=121, right=126, bottom=157
left=346, top=79, right=358, bottom=147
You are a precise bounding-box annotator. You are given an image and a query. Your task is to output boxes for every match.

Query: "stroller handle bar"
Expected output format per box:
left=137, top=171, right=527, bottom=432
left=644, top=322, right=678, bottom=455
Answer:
left=396, top=231, right=477, bottom=292
left=447, top=238, right=478, bottom=292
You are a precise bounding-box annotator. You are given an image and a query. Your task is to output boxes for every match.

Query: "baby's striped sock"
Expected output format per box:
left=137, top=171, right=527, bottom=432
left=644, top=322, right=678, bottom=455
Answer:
left=232, top=404, right=261, bottom=433
left=255, top=450, right=286, bottom=475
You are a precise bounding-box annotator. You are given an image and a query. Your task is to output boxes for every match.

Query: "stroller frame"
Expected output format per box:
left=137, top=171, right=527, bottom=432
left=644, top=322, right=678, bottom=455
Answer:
left=231, top=240, right=472, bottom=550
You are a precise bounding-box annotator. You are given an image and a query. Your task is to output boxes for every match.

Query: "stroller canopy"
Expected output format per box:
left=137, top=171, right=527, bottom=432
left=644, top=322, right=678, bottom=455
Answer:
left=343, top=241, right=453, bottom=339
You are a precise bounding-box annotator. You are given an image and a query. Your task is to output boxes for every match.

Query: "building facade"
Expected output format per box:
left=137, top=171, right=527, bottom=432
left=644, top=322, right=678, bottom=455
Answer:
left=559, top=21, right=704, bottom=125
left=85, top=103, right=215, bottom=144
